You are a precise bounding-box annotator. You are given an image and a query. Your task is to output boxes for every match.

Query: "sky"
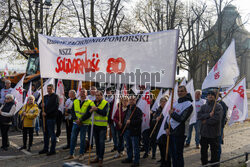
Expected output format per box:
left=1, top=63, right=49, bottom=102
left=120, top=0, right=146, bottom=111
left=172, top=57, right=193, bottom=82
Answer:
left=1, top=0, right=249, bottom=77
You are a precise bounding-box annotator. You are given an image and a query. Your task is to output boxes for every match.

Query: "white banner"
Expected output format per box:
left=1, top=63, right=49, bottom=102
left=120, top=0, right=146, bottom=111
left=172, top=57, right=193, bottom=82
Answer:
left=202, top=39, right=239, bottom=89
left=39, top=30, right=179, bottom=88
left=223, top=78, right=248, bottom=125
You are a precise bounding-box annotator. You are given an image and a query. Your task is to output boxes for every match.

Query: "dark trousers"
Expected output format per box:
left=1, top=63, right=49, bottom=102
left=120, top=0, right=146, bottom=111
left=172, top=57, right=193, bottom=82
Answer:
left=23, top=127, right=34, bottom=147
left=0, top=124, right=10, bottom=148
left=117, top=130, right=124, bottom=153
left=56, top=111, right=63, bottom=137
left=169, top=135, right=186, bottom=167
left=65, top=119, right=73, bottom=147
left=94, top=126, right=107, bottom=160
left=43, top=119, right=56, bottom=152
left=158, top=135, right=171, bottom=167
left=200, top=136, right=220, bottom=167
left=142, top=129, right=150, bottom=155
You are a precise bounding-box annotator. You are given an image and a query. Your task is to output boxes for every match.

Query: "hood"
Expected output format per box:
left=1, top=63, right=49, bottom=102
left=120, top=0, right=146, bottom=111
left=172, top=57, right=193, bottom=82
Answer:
left=178, top=93, right=193, bottom=103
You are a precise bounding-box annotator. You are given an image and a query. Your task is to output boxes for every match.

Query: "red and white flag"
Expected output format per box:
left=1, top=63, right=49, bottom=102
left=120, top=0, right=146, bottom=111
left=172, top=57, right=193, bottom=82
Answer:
left=122, top=84, right=128, bottom=96
left=4, top=64, right=9, bottom=76
left=37, top=78, right=55, bottom=104
left=24, top=82, right=32, bottom=104
left=202, top=39, right=239, bottom=89
left=157, top=82, right=179, bottom=139
left=76, top=81, right=82, bottom=98
left=56, top=79, right=65, bottom=113
left=186, top=79, right=196, bottom=125
left=223, top=78, right=248, bottom=125
left=111, top=89, right=120, bottom=119
left=11, top=75, right=25, bottom=113
left=137, top=89, right=151, bottom=133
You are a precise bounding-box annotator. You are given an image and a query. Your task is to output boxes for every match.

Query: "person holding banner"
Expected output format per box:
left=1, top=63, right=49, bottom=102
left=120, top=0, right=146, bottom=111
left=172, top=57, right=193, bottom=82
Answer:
left=0, top=94, right=16, bottom=151
left=18, top=95, right=39, bottom=152
left=113, top=96, right=129, bottom=158
left=63, top=90, right=76, bottom=150
left=64, top=88, right=95, bottom=160
left=150, top=96, right=168, bottom=162
left=185, top=90, right=206, bottom=149
left=121, top=95, right=142, bottom=167
left=198, top=91, right=223, bottom=167
left=39, top=84, right=59, bottom=156
left=90, top=90, right=109, bottom=167
left=164, top=85, right=193, bottom=167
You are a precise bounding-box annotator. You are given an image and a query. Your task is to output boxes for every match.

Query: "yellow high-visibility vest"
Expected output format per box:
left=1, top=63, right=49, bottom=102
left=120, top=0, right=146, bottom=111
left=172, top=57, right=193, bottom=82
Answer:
left=94, top=99, right=109, bottom=126
left=74, top=99, right=95, bottom=125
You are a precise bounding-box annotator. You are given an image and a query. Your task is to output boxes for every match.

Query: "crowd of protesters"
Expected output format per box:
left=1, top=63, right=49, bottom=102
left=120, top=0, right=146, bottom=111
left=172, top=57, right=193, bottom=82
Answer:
left=0, top=78, right=229, bottom=167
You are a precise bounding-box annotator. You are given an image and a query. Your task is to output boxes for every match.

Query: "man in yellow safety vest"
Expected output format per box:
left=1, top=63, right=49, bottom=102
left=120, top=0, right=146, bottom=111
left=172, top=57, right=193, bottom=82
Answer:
left=64, top=88, right=95, bottom=161
left=90, top=90, right=109, bottom=167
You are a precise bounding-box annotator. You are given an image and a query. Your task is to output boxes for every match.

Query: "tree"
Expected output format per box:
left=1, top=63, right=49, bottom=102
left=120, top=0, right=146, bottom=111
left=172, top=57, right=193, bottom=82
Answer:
left=71, top=0, right=126, bottom=37
left=7, top=0, right=64, bottom=59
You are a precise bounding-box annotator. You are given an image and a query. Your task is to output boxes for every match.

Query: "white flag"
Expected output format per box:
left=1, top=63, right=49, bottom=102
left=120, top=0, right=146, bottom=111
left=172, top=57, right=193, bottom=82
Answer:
left=180, top=78, right=187, bottom=86
left=157, top=82, right=179, bottom=139
left=186, top=79, right=196, bottom=125
left=37, top=78, right=55, bottom=104
left=223, top=78, right=248, bottom=125
left=202, top=39, right=239, bottom=89
left=131, top=85, right=140, bottom=95
left=151, top=89, right=163, bottom=112
left=24, top=82, right=32, bottom=104
left=137, top=89, right=151, bottom=133
left=11, top=75, right=25, bottom=113
left=76, top=81, right=82, bottom=98
left=4, top=64, right=9, bottom=76
left=56, top=79, right=65, bottom=113
left=111, top=89, right=120, bottom=119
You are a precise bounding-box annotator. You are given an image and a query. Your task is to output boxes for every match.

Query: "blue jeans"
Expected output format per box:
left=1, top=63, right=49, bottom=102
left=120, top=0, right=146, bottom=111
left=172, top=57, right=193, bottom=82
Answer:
left=117, top=130, right=124, bottom=153
left=70, top=123, right=88, bottom=155
left=110, top=123, right=118, bottom=150
left=94, top=126, right=107, bottom=160
left=35, top=116, right=40, bottom=133
left=170, top=135, right=186, bottom=167
left=44, top=119, right=56, bottom=152
left=124, top=130, right=140, bottom=164
left=186, top=120, right=201, bottom=146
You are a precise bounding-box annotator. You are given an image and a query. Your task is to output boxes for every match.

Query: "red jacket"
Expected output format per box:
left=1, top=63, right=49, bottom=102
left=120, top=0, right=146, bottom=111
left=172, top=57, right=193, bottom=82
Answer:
left=113, top=104, right=127, bottom=130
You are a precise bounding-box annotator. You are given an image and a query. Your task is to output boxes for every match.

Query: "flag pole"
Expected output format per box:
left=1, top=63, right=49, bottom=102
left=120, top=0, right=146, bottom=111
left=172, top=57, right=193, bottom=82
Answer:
left=40, top=78, right=46, bottom=132
left=88, top=112, right=94, bottom=165
left=165, top=88, right=175, bottom=160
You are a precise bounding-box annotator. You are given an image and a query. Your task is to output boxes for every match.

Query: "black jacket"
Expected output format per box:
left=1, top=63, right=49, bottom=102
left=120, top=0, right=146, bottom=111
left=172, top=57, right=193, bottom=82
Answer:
left=150, top=106, right=164, bottom=140
left=198, top=100, right=223, bottom=138
left=123, top=104, right=142, bottom=136
left=164, top=93, right=193, bottom=136
left=39, top=93, right=59, bottom=120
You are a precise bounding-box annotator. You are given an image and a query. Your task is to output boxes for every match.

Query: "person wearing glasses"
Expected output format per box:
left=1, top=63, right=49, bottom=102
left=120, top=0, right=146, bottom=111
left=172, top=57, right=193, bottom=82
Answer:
left=0, top=94, right=16, bottom=151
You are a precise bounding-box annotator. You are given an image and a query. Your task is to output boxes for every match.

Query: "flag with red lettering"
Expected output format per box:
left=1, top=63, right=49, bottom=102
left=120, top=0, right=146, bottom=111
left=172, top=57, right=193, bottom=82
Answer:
left=223, top=78, right=248, bottom=125
left=76, top=81, right=82, bottom=98
left=11, top=75, right=25, bottom=113
left=4, top=64, right=9, bottom=76
left=202, top=39, right=239, bottom=89
left=151, top=89, right=163, bottom=112
left=24, top=82, right=32, bottom=104
left=37, top=78, right=55, bottom=104
left=111, top=89, right=120, bottom=119
left=56, top=79, right=65, bottom=113
left=137, top=89, right=151, bottom=133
